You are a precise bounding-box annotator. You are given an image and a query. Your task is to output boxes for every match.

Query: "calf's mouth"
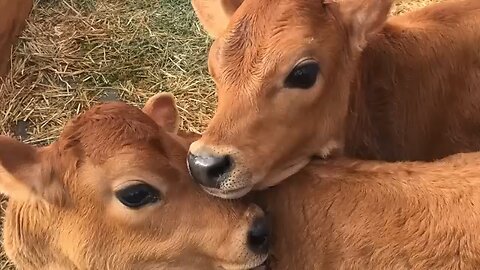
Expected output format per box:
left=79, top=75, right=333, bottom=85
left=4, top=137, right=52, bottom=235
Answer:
left=201, top=185, right=253, bottom=199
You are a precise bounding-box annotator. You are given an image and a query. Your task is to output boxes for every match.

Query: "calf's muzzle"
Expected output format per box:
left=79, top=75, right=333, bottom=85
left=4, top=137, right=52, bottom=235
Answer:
left=187, top=151, right=233, bottom=188
left=247, top=216, right=270, bottom=255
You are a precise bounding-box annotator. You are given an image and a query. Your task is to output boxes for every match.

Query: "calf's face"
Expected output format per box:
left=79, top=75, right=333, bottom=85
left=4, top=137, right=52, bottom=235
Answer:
left=0, top=93, right=268, bottom=269
left=187, top=0, right=393, bottom=198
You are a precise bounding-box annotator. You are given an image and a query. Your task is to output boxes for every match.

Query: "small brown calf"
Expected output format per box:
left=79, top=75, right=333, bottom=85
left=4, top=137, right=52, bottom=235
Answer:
left=0, top=93, right=269, bottom=270
left=0, top=0, right=33, bottom=77
left=187, top=0, right=480, bottom=199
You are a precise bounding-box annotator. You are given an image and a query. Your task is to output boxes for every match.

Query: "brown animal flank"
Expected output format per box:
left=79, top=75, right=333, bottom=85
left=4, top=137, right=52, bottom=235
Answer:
left=256, top=154, right=480, bottom=269
left=0, top=0, right=33, bottom=77
left=188, top=0, right=480, bottom=198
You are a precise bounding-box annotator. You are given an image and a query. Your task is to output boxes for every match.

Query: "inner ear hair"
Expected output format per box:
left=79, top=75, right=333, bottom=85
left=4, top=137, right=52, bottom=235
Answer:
left=323, top=0, right=393, bottom=51
left=0, top=136, right=67, bottom=206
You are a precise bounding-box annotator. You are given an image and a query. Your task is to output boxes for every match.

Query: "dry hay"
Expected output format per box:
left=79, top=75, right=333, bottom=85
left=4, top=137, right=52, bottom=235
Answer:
left=0, top=0, right=215, bottom=146
left=393, top=0, right=444, bottom=14
left=0, top=0, right=444, bottom=268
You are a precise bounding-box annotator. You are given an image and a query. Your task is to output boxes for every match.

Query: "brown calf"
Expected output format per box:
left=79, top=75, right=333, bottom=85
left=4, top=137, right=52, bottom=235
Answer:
left=0, top=0, right=33, bottom=77
left=187, top=0, right=480, bottom=199
left=169, top=95, right=480, bottom=269
left=0, top=93, right=269, bottom=269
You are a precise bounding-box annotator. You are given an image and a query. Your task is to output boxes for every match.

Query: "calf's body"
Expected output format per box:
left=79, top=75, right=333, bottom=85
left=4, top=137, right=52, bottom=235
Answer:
left=346, top=2, right=480, bottom=161
left=256, top=154, right=480, bottom=269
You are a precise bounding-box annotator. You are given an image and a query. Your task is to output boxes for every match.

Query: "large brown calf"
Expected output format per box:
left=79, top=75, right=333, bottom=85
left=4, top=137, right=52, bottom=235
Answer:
left=0, top=94, right=269, bottom=269
left=171, top=95, right=480, bottom=269
left=187, top=0, right=480, bottom=199
left=0, top=0, right=33, bottom=77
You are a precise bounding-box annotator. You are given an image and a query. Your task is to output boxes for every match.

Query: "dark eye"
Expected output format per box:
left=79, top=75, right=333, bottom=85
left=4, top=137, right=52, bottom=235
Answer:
left=284, top=60, right=320, bottom=89
left=115, top=183, right=161, bottom=209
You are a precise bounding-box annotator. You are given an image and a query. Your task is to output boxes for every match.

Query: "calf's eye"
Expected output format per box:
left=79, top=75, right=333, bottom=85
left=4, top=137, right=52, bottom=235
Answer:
left=115, top=183, right=161, bottom=209
left=284, top=60, right=320, bottom=89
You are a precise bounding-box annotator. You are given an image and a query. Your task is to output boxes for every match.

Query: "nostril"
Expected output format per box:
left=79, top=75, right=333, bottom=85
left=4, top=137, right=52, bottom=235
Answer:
left=207, top=155, right=232, bottom=180
left=187, top=152, right=233, bottom=189
left=247, top=217, right=270, bottom=255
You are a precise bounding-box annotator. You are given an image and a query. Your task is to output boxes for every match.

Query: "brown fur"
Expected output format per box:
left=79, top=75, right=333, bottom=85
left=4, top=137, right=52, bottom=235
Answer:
left=0, top=95, right=267, bottom=269
left=188, top=0, right=480, bottom=198
left=346, top=1, right=480, bottom=161
left=0, top=0, right=33, bottom=77
left=255, top=155, right=480, bottom=269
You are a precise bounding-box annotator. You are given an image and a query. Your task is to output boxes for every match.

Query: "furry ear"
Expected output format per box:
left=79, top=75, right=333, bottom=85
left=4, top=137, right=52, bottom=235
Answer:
left=0, top=136, right=65, bottom=205
left=324, top=0, right=393, bottom=51
left=191, top=0, right=244, bottom=39
left=142, top=92, right=181, bottom=133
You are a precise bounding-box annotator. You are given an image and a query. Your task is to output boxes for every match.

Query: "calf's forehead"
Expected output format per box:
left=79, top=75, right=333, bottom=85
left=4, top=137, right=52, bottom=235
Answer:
left=93, top=146, right=172, bottom=177
left=57, top=102, right=165, bottom=164
left=220, top=0, right=329, bottom=51
left=212, top=0, right=334, bottom=88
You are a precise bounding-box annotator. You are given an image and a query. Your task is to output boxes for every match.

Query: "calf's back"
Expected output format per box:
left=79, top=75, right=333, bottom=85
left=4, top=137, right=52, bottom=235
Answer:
left=346, top=0, right=480, bottom=161
left=257, top=153, right=480, bottom=269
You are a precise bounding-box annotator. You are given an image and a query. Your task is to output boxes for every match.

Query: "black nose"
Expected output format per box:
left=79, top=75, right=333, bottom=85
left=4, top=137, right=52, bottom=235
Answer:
left=187, top=152, right=233, bottom=188
left=247, top=217, right=270, bottom=255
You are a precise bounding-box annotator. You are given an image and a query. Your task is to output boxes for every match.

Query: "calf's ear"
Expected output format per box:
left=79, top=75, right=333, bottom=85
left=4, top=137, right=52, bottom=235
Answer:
left=142, top=92, right=181, bottom=134
left=0, top=136, right=64, bottom=205
left=191, top=0, right=244, bottom=39
left=324, top=0, right=393, bottom=51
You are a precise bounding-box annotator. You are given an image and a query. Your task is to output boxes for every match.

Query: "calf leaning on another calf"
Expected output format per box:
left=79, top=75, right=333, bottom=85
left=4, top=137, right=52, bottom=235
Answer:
left=0, top=93, right=269, bottom=270
left=166, top=95, right=480, bottom=269
left=187, top=0, right=480, bottom=199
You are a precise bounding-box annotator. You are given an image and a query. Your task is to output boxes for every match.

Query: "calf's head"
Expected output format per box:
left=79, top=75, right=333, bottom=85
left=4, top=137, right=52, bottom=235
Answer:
left=188, top=0, right=393, bottom=198
left=0, top=93, right=268, bottom=269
